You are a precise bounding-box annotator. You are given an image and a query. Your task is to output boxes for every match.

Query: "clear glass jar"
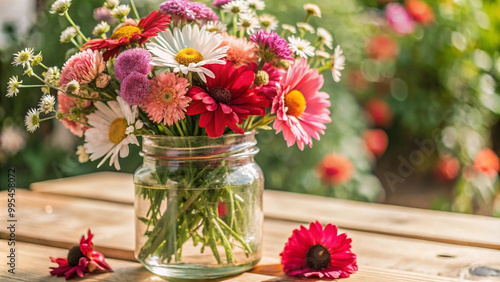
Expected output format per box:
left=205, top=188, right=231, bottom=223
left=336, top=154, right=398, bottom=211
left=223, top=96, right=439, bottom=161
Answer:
left=134, top=132, right=263, bottom=279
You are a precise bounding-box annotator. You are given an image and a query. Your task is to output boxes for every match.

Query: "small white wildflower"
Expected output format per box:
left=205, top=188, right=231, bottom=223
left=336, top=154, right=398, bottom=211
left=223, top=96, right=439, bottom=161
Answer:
left=41, top=86, right=51, bottom=95
left=24, top=67, right=34, bottom=77
left=238, top=13, right=260, bottom=35
left=6, top=76, right=22, bottom=98
left=331, top=45, right=346, bottom=82
left=315, top=50, right=330, bottom=60
left=65, top=80, right=80, bottom=95
left=304, top=3, right=321, bottom=18
left=12, top=47, right=34, bottom=68
left=282, top=24, right=296, bottom=34
left=76, top=145, right=89, bottom=163
left=111, top=4, right=130, bottom=20
left=0, top=126, right=26, bottom=155
left=50, top=0, right=72, bottom=15
left=25, top=109, right=40, bottom=133
left=288, top=36, right=315, bottom=58
left=259, top=14, right=278, bottom=32
left=205, top=21, right=227, bottom=33
left=44, top=67, right=61, bottom=86
left=104, top=0, right=119, bottom=9
left=60, top=26, right=77, bottom=43
left=246, top=0, right=265, bottom=11
left=317, top=27, right=333, bottom=49
left=31, top=52, right=43, bottom=66
left=39, top=95, right=56, bottom=114
left=297, top=22, right=315, bottom=34
left=92, top=21, right=110, bottom=37
left=223, top=0, right=250, bottom=15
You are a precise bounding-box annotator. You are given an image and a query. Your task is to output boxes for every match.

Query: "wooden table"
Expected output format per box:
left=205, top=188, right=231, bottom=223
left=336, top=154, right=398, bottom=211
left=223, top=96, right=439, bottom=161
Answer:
left=2, top=172, right=500, bottom=281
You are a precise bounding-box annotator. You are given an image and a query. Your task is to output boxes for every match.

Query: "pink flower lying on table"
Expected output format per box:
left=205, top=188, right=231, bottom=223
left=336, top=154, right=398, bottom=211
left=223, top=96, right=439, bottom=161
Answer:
left=50, top=230, right=112, bottom=280
left=280, top=221, right=357, bottom=279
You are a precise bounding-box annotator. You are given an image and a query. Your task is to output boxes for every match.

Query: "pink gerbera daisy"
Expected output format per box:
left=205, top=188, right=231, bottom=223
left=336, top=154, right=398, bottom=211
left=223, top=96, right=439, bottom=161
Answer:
left=271, top=59, right=331, bottom=150
left=141, top=72, right=191, bottom=126
left=221, top=34, right=257, bottom=68
left=50, top=230, right=112, bottom=280
left=280, top=221, right=358, bottom=279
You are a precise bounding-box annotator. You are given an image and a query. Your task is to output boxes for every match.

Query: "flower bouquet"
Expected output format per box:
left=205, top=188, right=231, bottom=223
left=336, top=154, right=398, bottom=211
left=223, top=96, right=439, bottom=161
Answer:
left=8, top=0, right=344, bottom=278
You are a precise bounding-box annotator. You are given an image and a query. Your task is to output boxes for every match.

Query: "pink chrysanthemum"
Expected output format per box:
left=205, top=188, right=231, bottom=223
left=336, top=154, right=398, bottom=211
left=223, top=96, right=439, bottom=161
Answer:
left=250, top=30, right=293, bottom=61
left=50, top=230, right=112, bottom=280
left=142, top=72, right=191, bottom=126
left=120, top=72, right=150, bottom=105
left=160, top=0, right=218, bottom=23
left=114, top=48, right=153, bottom=82
left=280, top=221, right=358, bottom=279
left=60, top=49, right=105, bottom=86
left=386, top=3, right=415, bottom=35
left=93, top=7, right=117, bottom=25
left=212, top=0, right=234, bottom=7
left=271, top=59, right=331, bottom=150
left=221, top=34, right=257, bottom=68
left=57, top=92, right=92, bottom=137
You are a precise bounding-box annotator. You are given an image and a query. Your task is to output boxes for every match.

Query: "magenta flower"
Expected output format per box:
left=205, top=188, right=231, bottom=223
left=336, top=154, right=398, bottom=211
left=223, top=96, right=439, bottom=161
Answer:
left=386, top=3, right=416, bottom=35
left=212, top=0, right=234, bottom=7
left=160, top=0, right=218, bottom=23
left=114, top=48, right=153, bottom=82
left=50, top=230, right=112, bottom=280
left=280, top=221, right=358, bottom=279
left=250, top=30, right=293, bottom=61
left=120, top=72, right=150, bottom=105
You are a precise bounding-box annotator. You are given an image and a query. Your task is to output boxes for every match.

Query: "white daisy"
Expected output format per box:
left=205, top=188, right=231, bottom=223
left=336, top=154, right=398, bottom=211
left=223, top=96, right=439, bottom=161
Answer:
left=25, top=108, right=40, bottom=133
left=39, top=95, right=56, bottom=113
left=223, top=0, right=250, bottom=15
left=246, top=0, right=265, bottom=11
left=50, top=0, right=72, bottom=15
left=303, top=3, right=321, bottom=18
left=92, top=21, right=110, bottom=37
left=60, top=26, right=77, bottom=43
left=331, top=45, right=345, bottom=82
left=146, top=24, right=229, bottom=83
left=317, top=27, right=333, bottom=49
left=288, top=36, right=315, bottom=58
left=83, top=96, right=140, bottom=170
left=6, top=76, right=22, bottom=98
left=238, top=13, right=261, bottom=35
left=297, top=22, right=315, bottom=34
left=315, top=50, right=330, bottom=60
left=12, top=47, right=34, bottom=68
left=205, top=21, right=227, bottom=33
left=259, top=14, right=278, bottom=32
left=281, top=24, right=296, bottom=34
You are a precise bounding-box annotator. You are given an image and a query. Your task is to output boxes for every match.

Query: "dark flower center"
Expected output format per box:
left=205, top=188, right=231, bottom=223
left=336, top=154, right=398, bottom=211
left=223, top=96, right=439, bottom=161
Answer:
left=67, top=245, right=84, bottom=267
left=209, top=87, right=231, bottom=104
left=306, top=244, right=331, bottom=270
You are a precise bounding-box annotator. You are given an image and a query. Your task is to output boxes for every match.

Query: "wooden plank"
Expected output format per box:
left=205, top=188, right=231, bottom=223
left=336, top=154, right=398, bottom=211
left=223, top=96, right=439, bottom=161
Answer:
left=0, top=241, right=466, bottom=282
left=0, top=241, right=276, bottom=281
left=2, top=191, right=498, bottom=281
left=30, top=172, right=500, bottom=251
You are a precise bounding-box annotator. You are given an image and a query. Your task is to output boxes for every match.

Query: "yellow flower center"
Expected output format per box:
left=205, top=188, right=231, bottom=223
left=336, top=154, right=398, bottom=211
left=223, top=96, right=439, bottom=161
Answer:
left=162, top=91, right=174, bottom=103
left=108, top=118, right=128, bottom=145
left=19, top=53, right=30, bottom=62
left=110, top=25, right=142, bottom=40
left=175, top=48, right=203, bottom=66
left=285, top=89, right=306, bottom=118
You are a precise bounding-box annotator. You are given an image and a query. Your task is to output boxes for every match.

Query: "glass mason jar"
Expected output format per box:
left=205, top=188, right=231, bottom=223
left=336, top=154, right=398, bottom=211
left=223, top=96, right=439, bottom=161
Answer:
left=134, top=132, right=264, bottom=279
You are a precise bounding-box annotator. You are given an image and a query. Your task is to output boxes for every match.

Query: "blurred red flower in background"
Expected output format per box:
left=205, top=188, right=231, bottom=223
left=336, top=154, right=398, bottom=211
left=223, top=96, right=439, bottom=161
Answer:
left=364, top=98, right=393, bottom=128
left=363, top=129, right=389, bottom=158
left=316, top=153, right=354, bottom=186
left=405, top=0, right=434, bottom=24
left=434, top=155, right=460, bottom=182
left=474, top=148, right=500, bottom=177
left=366, top=35, right=399, bottom=61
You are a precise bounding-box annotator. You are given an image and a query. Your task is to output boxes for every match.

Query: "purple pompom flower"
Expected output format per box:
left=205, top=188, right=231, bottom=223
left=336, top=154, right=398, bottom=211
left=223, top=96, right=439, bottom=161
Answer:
left=250, top=30, right=293, bottom=61
left=159, top=0, right=218, bottom=24
left=120, top=72, right=149, bottom=105
left=386, top=3, right=415, bottom=35
left=212, top=0, right=234, bottom=8
left=114, top=48, right=153, bottom=82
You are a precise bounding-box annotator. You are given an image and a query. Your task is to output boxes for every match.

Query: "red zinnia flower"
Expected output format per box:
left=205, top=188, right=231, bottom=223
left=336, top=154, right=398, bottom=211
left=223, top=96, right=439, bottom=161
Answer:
left=405, top=0, right=434, bottom=24
left=434, top=155, right=460, bottom=182
left=50, top=230, right=112, bottom=280
left=316, top=153, right=354, bottom=186
left=474, top=148, right=500, bottom=177
left=280, top=221, right=358, bottom=279
left=364, top=98, right=393, bottom=128
left=363, top=129, right=389, bottom=158
left=186, top=61, right=268, bottom=137
left=84, top=11, right=171, bottom=60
